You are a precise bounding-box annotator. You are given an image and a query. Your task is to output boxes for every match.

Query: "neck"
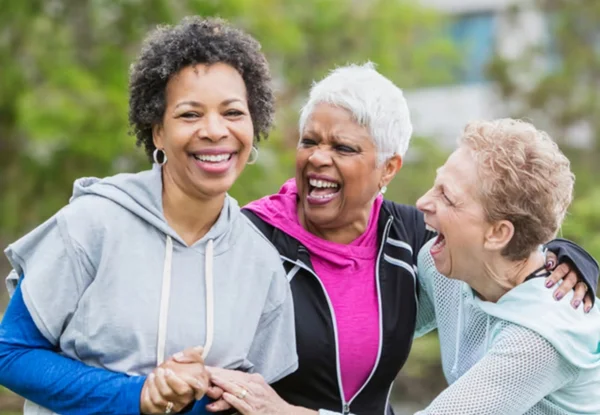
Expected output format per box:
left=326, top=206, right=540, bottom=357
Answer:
left=161, top=169, right=225, bottom=246
left=467, top=250, right=546, bottom=303
left=298, top=200, right=374, bottom=245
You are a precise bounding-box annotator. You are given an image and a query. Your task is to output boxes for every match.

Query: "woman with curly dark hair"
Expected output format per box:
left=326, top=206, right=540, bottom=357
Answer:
left=0, top=16, right=297, bottom=415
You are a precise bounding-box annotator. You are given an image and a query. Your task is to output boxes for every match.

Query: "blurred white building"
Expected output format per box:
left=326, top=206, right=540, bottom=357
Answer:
left=406, top=0, right=563, bottom=146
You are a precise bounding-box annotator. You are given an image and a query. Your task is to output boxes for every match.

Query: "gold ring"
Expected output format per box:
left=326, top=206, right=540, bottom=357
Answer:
left=237, top=388, right=248, bottom=400
left=165, top=401, right=174, bottom=414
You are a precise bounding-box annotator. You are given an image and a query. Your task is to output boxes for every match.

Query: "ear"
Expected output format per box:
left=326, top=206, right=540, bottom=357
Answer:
left=380, top=154, right=403, bottom=188
left=483, top=220, right=514, bottom=253
left=153, top=123, right=164, bottom=150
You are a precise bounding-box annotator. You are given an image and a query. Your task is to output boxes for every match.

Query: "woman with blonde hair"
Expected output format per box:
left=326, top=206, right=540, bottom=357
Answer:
left=415, top=119, right=600, bottom=414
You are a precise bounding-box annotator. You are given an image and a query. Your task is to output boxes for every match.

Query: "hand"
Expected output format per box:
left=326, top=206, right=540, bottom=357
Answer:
left=544, top=251, right=594, bottom=313
left=205, top=367, right=297, bottom=415
left=140, top=346, right=210, bottom=414
left=140, top=367, right=195, bottom=414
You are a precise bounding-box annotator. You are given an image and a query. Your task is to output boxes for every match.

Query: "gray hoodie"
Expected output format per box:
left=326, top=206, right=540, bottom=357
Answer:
left=5, top=165, right=297, bottom=414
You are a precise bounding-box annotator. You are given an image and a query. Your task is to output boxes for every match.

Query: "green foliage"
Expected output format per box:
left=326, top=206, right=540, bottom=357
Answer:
left=0, top=0, right=458, bottom=238
left=487, top=0, right=600, bottom=268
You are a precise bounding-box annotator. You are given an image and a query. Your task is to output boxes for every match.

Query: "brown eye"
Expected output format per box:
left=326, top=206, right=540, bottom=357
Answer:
left=335, top=145, right=356, bottom=153
left=300, top=138, right=317, bottom=147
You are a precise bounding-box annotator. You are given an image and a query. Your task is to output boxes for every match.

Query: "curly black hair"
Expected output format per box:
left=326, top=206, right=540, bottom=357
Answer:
left=128, top=16, right=275, bottom=161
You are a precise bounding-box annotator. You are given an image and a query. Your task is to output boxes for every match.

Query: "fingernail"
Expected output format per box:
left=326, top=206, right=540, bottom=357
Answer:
left=173, top=352, right=184, bottom=360
left=555, top=292, right=563, bottom=300
left=194, top=345, right=204, bottom=352
left=585, top=305, right=591, bottom=313
left=157, top=368, right=165, bottom=376
left=165, top=369, right=174, bottom=377
left=545, top=279, right=554, bottom=288
left=149, top=372, right=155, bottom=380
left=573, top=300, right=581, bottom=309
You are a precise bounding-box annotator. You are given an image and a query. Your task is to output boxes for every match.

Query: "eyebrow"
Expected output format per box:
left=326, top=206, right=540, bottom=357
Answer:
left=174, top=98, right=245, bottom=109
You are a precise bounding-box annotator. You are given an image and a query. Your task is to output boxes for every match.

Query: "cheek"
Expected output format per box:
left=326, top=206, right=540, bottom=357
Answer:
left=233, top=121, right=255, bottom=148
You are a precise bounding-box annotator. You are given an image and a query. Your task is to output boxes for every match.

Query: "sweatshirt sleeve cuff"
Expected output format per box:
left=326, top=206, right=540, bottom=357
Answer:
left=545, top=238, right=599, bottom=304
left=119, top=375, right=146, bottom=415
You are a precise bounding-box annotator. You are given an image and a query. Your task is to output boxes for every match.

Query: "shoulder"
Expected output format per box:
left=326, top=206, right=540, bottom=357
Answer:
left=382, top=200, right=433, bottom=261
left=488, top=321, right=576, bottom=373
left=234, top=212, right=284, bottom=270
left=57, top=195, right=134, bottom=252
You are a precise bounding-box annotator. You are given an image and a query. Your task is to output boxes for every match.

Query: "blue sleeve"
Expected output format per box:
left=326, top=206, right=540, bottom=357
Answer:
left=0, top=279, right=146, bottom=415
left=545, top=238, right=599, bottom=305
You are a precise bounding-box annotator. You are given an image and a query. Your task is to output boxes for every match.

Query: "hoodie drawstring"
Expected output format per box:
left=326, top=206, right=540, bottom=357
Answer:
left=156, top=236, right=214, bottom=366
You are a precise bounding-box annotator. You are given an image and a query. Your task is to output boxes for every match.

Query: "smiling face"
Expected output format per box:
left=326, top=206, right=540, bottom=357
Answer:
left=295, top=103, right=400, bottom=238
left=153, top=63, right=254, bottom=201
left=416, top=147, right=490, bottom=279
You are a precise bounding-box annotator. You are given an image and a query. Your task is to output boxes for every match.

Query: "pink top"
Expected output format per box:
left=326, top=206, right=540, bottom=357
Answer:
left=245, top=179, right=382, bottom=401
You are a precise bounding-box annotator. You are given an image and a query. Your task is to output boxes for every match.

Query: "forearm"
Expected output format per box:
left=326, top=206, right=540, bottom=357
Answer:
left=0, top=283, right=145, bottom=415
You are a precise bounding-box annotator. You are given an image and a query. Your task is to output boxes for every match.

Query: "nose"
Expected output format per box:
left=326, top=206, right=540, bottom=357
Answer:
left=201, top=113, right=228, bottom=142
left=307, top=146, right=333, bottom=167
left=416, top=189, right=434, bottom=213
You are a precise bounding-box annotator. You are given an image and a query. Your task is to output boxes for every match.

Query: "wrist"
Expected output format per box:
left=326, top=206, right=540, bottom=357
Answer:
left=290, top=405, right=318, bottom=415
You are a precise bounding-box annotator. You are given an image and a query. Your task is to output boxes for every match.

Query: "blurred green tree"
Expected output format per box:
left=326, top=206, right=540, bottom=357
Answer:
left=0, top=0, right=457, bottom=241
left=487, top=0, right=600, bottom=263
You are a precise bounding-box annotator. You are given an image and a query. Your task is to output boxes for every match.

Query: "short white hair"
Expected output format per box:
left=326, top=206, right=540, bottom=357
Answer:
left=298, top=62, right=413, bottom=164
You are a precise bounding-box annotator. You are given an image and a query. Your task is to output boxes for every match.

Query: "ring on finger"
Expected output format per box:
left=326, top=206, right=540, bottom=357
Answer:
left=165, top=401, right=174, bottom=414
left=237, top=388, right=248, bottom=400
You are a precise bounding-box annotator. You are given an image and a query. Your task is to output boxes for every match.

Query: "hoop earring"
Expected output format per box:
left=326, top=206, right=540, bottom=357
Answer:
left=153, top=148, right=167, bottom=166
left=247, top=146, right=259, bottom=165
left=380, top=185, right=388, bottom=195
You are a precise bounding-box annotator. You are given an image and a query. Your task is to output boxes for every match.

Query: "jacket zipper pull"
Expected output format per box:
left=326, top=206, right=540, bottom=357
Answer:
left=343, top=402, right=350, bottom=414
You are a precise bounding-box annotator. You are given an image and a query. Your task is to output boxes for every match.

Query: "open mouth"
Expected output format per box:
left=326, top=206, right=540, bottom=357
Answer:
left=426, top=223, right=446, bottom=254
left=307, top=178, right=341, bottom=202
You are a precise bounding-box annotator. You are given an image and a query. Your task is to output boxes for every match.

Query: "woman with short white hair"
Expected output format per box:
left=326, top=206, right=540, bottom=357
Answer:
left=415, top=119, right=600, bottom=414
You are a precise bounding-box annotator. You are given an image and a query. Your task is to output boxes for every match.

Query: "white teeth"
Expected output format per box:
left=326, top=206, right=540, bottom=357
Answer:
left=311, top=193, right=337, bottom=200
left=425, top=224, right=438, bottom=233
left=194, top=153, right=230, bottom=162
left=309, top=178, right=339, bottom=189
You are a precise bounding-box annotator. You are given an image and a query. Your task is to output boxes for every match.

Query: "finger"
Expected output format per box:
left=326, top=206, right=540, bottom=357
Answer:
left=164, top=369, right=194, bottom=397
left=210, top=375, right=239, bottom=395
left=206, top=398, right=232, bottom=412
left=583, top=294, right=594, bottom=314
left=545, top=251, right=558, bottom=270
left=553, top=271, right=578, bottom=301
left=545, top=263, right=569, bottom=288
left=223, top=392, right=253, bottom=414
left=155, top=368, right=178, bottom=400
left=141, top=382, right=160, bottom=414
left=206, top=385, right=225, bottom=400
left=172, top=346, right=204, bottom=363
left=148, top=373, right=169, bottom=409
left=571, top=282, right=588, bottom=309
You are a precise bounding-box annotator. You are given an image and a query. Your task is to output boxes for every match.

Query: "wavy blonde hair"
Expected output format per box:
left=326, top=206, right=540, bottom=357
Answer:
left=459, top=119, right=575, bottom=260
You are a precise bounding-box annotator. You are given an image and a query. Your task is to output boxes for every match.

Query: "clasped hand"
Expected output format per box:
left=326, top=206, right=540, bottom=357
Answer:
left=140, top=346, right=211, bottom=414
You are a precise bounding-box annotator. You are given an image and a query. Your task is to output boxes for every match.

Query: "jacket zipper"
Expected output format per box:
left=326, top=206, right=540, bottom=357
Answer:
left=282, top=216, right=394, bottom=415
left=346, top=216, right=393, bottom=413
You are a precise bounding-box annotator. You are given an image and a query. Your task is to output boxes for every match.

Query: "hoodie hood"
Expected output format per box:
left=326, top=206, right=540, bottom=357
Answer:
left=71, top=163, right=239, bottom=253
left=475, top=278, right=600, bottom=369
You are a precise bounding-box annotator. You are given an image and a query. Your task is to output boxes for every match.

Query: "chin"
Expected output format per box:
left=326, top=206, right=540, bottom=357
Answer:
left=194, top=179, right=235, bottom=199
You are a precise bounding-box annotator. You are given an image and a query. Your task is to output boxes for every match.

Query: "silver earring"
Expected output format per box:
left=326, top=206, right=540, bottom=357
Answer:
left=153, top=148, right=167, bottom=166
left=380, top=185, right=387, bottom=195
left=247, top=146, right=259, bottom=165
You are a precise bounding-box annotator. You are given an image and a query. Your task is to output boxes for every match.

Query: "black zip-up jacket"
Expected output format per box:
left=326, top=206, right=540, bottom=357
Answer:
left=242, top=201, right=598, bottom=415
left=244, top=200, right=434, bottom=415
